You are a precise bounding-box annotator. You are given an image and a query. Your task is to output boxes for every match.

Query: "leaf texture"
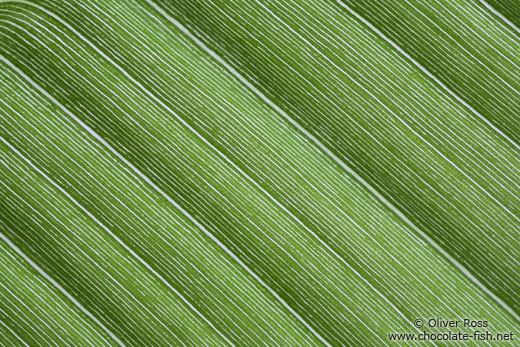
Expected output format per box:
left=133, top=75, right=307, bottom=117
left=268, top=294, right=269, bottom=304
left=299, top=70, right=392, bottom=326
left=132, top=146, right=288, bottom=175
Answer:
left=153, top=0, right=520, bottom=313
left=482, top=0, right=520, bottom=33
left=0, top=0, right=519, bottom=346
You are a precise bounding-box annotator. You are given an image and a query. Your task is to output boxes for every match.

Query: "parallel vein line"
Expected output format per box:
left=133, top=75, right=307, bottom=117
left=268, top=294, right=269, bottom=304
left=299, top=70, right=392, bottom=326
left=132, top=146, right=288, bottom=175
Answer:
left=0, top=53, right=330, bottom=346
left=19, top=0, right=419, bottom=334
left=142, top=0, right=520, bottom=323
left=0, top=223, right=125, bottom=347
left=0, top=301, right=32, bottom=346
left=3, top=3, right=519, bottom=344
left=0, top=129, right=234, bottom=346
left=15, top=0, right=416, bottom=337
left=335, top=0, right=520, bottom=152
left=251, top=0, right=520, bottom=231
left=479, top=0, right=520, bottom=35
left=0, top=2, right=409, bottom=344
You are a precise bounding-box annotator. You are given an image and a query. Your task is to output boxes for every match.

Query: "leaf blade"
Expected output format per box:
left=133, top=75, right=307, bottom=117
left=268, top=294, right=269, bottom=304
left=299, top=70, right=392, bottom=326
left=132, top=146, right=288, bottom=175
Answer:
left=1, top=0, right=519, bottom=345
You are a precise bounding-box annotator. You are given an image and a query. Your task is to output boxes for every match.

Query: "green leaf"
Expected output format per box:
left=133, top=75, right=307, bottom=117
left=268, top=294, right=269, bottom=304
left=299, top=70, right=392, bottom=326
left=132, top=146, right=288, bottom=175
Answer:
left=1, top=0, right=519, bottom=346
left=481, top=0, right=520, bottom=33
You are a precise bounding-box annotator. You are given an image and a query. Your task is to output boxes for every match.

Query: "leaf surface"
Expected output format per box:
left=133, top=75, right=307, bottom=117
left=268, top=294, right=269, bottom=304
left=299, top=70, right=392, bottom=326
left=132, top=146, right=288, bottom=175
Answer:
left=0, top=0, right=519, bottom=346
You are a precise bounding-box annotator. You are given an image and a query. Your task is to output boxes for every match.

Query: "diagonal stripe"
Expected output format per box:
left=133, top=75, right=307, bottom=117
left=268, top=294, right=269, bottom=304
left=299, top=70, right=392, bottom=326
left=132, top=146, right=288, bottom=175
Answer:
left=0, top=229, right=126, bottom=347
